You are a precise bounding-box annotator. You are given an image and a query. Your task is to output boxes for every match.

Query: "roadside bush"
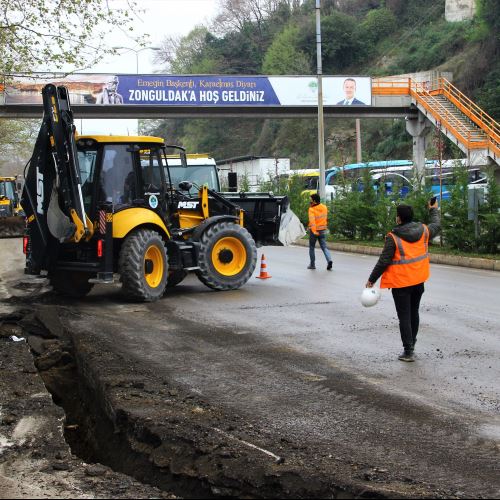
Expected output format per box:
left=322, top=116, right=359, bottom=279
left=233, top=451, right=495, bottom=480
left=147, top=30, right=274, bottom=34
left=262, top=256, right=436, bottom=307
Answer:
left=294, top=165, right=498, bottom=257
left=440, top=167, right=476, bottom=251
left=258, top=171, right=289, bottom=195
left=357, top=169, right=379, bottom=240
left=239, top=172, right=251, bottom=192
left=477, top=170, right=500, bottom=253
left=404, top=183, right=435, bottom=227
left=330, top=184, right=360, bottom=239
left=374, top=188, right=396, bottom=236
left=287, top=176, right=310, bottom=226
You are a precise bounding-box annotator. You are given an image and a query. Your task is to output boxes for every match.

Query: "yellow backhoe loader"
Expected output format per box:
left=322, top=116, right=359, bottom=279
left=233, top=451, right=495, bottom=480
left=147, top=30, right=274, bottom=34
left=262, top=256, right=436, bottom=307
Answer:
left=0, top=176, right=25, bottom=238
left=21, top=84, right=299, bottom=301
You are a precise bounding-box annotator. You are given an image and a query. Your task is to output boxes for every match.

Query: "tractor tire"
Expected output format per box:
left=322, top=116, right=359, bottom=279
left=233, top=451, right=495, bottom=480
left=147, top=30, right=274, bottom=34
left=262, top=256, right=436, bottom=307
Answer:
left=119, top=229, right=168, bottom=302
left=166, top=269, right=187, bottom=288
left=196, top=222, right=257, bottom=291
left=49, top=271, right=94, bottom=298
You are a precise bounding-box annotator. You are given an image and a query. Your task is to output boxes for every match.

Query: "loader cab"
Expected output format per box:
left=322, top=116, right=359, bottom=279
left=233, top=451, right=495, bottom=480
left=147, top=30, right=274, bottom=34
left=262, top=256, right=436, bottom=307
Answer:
left=77, top=135, right=170, bottom=219
left=0, top=177, right=20, bottom=217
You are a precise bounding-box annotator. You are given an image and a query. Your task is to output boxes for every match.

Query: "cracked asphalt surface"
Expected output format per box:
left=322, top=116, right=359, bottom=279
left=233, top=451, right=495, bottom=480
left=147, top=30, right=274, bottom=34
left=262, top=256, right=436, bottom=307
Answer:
left=1, top=239, right=499, bottom=498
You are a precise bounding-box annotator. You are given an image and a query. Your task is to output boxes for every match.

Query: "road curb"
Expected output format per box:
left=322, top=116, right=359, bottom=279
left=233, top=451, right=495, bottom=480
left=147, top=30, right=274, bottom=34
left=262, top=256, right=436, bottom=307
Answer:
left=293, top=239, right=500, bottom=272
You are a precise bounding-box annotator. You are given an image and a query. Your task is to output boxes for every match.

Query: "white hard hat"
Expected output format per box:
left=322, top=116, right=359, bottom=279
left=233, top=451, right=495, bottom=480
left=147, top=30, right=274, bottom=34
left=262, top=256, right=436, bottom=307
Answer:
left=360, top=287, right=381, bottom=307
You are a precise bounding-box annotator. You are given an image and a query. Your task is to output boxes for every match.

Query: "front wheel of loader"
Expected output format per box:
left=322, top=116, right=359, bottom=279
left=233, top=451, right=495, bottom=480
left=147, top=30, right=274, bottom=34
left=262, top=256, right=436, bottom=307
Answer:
left=196, top=222, right=257, bottom=291
left=119, top=229, right=168, bottom=302
left=49, top=271, right=94, bottom=298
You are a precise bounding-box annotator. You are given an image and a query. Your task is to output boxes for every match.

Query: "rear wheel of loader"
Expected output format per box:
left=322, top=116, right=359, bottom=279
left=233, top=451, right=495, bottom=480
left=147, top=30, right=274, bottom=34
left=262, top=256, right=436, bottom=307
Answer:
left=119, top=229, right=168, bottom=302
left=196, top=222, right=257, bottom=290
left=49, top=271, right=94, bottom=298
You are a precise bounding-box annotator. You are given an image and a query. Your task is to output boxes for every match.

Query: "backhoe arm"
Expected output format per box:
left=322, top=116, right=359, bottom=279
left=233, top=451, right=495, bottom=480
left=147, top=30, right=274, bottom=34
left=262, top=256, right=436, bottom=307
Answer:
left=21, top=84, right=93, bottom=274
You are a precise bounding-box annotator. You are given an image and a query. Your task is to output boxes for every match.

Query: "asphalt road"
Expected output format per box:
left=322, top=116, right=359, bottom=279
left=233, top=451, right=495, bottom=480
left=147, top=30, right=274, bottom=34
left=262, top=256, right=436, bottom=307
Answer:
left=2, top=239, right=500, bottom=496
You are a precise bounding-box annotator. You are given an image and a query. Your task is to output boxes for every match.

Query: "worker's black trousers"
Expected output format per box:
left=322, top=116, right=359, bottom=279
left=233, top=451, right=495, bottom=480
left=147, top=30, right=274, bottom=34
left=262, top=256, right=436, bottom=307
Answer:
left=391, top=283, right=425, bottom=353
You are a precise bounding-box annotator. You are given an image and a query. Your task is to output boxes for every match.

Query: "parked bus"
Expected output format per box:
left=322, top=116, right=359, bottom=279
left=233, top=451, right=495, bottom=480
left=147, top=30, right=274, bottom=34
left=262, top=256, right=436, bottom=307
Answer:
left=328, top=159, right=484, bottom=200
left=367, top=159, right=485, bottom=200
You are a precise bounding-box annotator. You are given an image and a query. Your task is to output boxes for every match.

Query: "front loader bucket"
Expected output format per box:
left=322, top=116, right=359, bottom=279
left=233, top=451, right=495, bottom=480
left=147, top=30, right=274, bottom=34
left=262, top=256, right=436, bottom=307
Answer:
left=0, top=216, right=25, bottom=238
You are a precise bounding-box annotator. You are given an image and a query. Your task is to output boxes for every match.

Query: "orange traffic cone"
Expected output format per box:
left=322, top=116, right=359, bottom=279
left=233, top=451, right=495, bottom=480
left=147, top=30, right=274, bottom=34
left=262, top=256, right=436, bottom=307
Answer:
left=256, top=254, right=272, bottom=279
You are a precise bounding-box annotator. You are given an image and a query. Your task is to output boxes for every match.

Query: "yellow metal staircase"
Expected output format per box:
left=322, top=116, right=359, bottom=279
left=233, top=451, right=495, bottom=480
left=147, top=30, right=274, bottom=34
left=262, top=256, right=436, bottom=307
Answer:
left=373, top=77, right=500, bottom=166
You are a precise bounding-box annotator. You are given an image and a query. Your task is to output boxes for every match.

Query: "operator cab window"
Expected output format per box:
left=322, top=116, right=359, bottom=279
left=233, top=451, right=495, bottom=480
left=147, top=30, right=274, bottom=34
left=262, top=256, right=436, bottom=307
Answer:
left=0, top=180, right=15, bottom=199
left=167, top=163, right=220, bottom=191
left=100, top=145, right=136, bottom=206
left=78, top=149, right=98, bottom=212
left=140, top=148, right=164, bottom=193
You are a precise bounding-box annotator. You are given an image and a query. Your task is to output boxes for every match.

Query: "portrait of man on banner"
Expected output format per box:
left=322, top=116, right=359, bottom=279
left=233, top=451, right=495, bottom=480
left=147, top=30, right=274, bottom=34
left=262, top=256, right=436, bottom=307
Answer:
left=97, top=75, right=124, bottom=105
left=336, top=77, right=367, bottom=106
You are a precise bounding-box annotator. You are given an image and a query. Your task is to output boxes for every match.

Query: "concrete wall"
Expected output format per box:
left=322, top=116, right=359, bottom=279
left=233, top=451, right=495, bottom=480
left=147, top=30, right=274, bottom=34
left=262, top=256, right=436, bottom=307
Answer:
left=445, top=0, right=476, bottom=22
left=383, top=70, right=454, bottom=86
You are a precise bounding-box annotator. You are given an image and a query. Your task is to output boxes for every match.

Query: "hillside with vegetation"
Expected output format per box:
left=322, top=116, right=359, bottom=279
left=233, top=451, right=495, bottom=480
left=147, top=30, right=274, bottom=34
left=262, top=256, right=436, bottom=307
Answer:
left=141, top=0, right=499, bottom=168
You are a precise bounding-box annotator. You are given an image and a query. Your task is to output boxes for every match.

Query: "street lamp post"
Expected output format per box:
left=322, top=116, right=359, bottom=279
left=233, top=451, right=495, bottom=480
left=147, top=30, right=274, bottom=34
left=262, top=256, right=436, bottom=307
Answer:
left=111, top=46, right=161, bottom=135
left=113, top=46, right=161, bottom=74
left=315, top=0, right=326, bottom=202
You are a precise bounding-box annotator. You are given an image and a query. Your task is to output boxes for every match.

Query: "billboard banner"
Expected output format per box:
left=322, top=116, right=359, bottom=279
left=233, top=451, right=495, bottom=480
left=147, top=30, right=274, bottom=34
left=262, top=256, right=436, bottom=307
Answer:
left=4, top=74, right=372, bottom=107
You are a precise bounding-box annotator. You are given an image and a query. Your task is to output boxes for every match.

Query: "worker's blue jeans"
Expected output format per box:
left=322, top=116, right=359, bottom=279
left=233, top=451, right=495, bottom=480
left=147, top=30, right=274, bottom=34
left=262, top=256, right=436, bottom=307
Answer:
left=309, top=230, right=332, bottom=265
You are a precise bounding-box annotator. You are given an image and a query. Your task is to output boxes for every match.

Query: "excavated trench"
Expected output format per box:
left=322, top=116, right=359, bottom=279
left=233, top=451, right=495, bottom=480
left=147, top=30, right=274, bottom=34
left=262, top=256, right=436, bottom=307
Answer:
left=41, top=354, right=215, bottom=498
left=13, top=308, right=364, bottom=500
left=16, top=310, right=227, bottom=499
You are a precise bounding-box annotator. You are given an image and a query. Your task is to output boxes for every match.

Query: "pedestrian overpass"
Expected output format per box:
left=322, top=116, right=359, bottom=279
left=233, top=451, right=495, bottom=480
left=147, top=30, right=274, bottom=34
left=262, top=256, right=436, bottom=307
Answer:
left=0, top=74, right=498, bottom=171
left=373, top=77, right=499, bottom=169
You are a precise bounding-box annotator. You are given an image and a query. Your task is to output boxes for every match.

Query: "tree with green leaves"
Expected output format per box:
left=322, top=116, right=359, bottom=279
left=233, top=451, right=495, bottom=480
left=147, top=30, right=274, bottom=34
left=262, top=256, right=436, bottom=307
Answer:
left=476, top=0, right=500, bottom=41
left=0, top=0, right=143, bottom=74
left=0, top=119, right=39, bottom=175
left=262, top=24, right=311, bottom=74
left=154, top=27, right=218, bottom=74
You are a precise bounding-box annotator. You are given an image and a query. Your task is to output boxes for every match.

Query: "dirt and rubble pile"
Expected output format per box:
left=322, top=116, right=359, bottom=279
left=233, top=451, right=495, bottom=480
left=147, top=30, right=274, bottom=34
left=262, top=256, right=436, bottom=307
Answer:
left=0, top=310, right=176, bottom=499
left=0, top=217, right=24, bottom=238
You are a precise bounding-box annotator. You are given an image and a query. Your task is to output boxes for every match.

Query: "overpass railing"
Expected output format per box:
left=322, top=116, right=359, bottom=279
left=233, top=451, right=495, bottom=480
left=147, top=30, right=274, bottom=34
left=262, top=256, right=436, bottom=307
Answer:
left=438, top=77, right=500, bottom=158
left=372, top=78, right=500, bottom=159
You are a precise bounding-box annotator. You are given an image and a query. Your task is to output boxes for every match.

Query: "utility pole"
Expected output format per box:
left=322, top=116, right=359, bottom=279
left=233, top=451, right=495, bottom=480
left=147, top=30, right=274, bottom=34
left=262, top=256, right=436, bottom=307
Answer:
left=315, top=0, right=326, bottom=201
left=355, top=119, right=362, bottom=163
left=434, top=122, right=444, bottom=246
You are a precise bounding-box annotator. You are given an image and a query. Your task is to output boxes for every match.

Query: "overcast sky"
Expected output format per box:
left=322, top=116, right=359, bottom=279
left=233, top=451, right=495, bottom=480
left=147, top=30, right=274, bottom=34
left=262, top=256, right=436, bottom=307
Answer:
left=91, top=0, right=219, bottom=74
left=80, top=0, right=219, bottom=135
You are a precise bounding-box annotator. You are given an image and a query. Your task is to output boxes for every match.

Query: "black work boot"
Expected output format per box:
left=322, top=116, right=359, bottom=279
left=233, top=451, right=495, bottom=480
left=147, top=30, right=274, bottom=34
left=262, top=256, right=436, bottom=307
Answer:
left=327, top=261, right=333, bottom=271
left=307, top=264, right=316, bottom=269
left=398, top=350, right=415, bottom=362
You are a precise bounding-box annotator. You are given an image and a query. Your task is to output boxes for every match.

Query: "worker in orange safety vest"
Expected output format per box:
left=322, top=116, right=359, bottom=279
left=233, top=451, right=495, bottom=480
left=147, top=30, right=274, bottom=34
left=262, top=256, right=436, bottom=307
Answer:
left=365, top=200, right=441, bottom=362
left=308, top=193, right=333, bottom=271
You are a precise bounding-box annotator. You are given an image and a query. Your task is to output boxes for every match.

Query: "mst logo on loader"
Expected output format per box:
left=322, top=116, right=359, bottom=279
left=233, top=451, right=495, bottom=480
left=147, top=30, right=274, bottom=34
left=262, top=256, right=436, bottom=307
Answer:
left=178, top=201, right=199, bottom=209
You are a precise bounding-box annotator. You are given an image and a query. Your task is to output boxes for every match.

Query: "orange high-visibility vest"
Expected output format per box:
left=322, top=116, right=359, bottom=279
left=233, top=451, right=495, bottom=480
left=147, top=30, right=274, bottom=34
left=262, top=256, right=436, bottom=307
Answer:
left=380, top=225, right=430, bottom=289
left=308, top=203, right=328, bottom=234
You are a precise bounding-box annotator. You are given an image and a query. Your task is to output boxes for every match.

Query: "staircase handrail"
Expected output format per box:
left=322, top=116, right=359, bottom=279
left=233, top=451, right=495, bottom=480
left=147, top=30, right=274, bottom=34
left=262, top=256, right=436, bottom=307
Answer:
left=439, top=78, right=500, bottom=145
left=409, top=80, right=487, bottom=149
left=409, top=79, right=499, bottom=158
left=369, top=78, right=499, bottom=159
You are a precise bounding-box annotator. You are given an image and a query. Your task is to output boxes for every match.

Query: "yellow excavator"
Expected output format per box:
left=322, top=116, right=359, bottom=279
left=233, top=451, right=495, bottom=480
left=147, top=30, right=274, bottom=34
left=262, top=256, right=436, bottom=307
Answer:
left=21, top=84, right=299, bottom=301
left=0, top=176, right=25, bottom=238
